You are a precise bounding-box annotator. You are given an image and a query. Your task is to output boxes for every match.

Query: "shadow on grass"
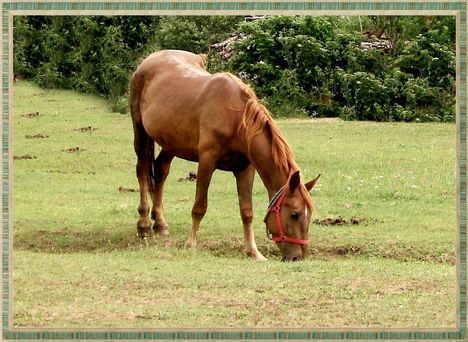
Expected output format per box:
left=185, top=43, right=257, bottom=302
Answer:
left=13, top=224, right=455, bottom=264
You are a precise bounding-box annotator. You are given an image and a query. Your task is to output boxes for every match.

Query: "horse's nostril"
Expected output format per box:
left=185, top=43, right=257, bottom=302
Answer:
left=292, top=257, right=298, bottom=261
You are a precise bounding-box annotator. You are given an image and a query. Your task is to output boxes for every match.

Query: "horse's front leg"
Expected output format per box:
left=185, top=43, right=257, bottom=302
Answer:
left=234, top=166, right=267, bottom=261
left=186, top=151, right=217, bottom=248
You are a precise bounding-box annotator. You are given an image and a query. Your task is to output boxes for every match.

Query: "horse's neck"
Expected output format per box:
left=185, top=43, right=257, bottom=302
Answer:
left=249, top=131, right=290, bottom=198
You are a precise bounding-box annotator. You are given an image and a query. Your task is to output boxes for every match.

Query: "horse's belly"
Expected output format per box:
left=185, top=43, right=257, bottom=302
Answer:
left=153, top=136, right=199, bottom=162
left=154, top=142, right=249, bottom=172
left=142, top=109, right=200, bottom=161
left=155, top=138, right=249, bottom=172
left=215, top=151, right=250, bottom=172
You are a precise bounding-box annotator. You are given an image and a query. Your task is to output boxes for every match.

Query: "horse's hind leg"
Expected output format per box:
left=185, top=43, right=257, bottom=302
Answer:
left=234, top=166, right=267, bottom=261
left=133, top=122, right=153, bottom=238
left=150, top=149, right=174, bottom=235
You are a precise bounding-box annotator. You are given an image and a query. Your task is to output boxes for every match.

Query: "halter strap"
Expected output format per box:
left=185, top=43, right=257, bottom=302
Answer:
left=267, top=186, right=286, bottom=211
left=264, top=186, right=309, bottom=245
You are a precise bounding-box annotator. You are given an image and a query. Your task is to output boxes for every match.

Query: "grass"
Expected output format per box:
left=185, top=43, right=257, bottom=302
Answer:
left=12, top=81, right=457, bottom=328
left=14, top=250, right=454, bottom=328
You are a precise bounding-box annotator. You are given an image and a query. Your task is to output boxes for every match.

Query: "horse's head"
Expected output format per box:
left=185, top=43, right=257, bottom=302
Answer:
left=264, top=171, right=320, bottom=261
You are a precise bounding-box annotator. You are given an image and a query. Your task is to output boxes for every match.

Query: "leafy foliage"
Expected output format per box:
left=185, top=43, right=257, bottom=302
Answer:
left=227, top=16, right=455, bottom=122
left=14, top=15, right=455, bottom=121
left=14, top=16, right=161, bottom=112
left=13, top=16, right=241, bottom=113
left=154, top=16, right=243, bottom=53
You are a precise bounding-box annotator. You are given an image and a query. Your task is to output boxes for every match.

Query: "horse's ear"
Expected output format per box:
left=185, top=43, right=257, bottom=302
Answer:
left=305, top=174, right=321, bottom=192
left=289, top=170, right=301, bottom=192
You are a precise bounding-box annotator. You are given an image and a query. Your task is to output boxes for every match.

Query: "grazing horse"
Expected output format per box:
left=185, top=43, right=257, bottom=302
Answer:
left=130, top=50, right=320, bottom=261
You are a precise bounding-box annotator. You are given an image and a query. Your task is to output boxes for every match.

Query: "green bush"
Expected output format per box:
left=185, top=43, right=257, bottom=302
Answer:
left=13, top=16, right=242, bottom=112
left=14, top=16, right=161, bottom=108
left=396, top=33, right=455, bottom=89
left=155, top=16, right=242, bottom=53
left=228, top=16, right=455, bottom=122
left=14, top=15, right=455, bottom=122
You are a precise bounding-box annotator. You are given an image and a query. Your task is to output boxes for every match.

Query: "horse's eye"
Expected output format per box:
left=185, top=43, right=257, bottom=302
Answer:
left=291, top=212, right=299, bottom=219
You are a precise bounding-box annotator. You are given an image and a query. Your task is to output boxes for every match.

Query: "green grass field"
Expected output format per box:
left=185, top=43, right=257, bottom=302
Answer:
left=12, top=81, right=457, bottom=328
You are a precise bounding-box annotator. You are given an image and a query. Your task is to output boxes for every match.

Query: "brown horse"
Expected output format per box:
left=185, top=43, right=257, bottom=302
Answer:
left=130, top=50, right=320, bottom=261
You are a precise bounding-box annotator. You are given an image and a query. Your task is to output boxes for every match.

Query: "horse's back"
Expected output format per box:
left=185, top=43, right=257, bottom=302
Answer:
left=133, top=50, right=210, bottom=109
left=131, top=50, right=248, bottom=163
left=135, top=50, right=208, bottom=77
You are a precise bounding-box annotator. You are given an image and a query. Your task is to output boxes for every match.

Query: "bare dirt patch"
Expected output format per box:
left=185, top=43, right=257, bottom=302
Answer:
left=314, top=216, right=361, bottom=226
left=118, top=186, right=137, bottom=193
left=178, top=171, right=197, bottom=182
left=13, top=227, right=456, bottom=265
left=21, top=112, right=41, bottom=118
left=62, top=147, right=85, bottom=153
left=25, top=134, right=48, bottom=139
left=312, top=245, right=365, bottom=258
left=13, top=155, right=37, bottom=160
left=46, top=169, right=83, bottom=175
left=74, top=126, right=97, bottom=133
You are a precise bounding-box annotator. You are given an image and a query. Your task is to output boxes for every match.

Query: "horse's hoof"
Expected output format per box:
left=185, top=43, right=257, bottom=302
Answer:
left=255, top=255, right=267, bottom=261
left=137, top=220, right=152, bottom=238
left=137, top=228, right=152, bottom=239
left=185, top=239, right=197, bottom=248
left=153, top=223, right=169, bottom=236
left=137, top=229, right=152, bottom=239
left=247, top=250, right=267, bottom=261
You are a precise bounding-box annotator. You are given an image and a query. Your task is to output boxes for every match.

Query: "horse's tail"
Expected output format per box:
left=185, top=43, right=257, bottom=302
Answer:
left=130, top=69, right=156, bottom=195
left=147, top=141, right=156, bottom=194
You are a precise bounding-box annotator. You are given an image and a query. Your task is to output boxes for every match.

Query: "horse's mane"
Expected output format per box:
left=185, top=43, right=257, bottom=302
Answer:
left=226, top=73, right=313, bottom=210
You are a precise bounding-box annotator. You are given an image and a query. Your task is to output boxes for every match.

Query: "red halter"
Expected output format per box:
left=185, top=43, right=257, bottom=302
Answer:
left=264, top=187, right=309, bottom=245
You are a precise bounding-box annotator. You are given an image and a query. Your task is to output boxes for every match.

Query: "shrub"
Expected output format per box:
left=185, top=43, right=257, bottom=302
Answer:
left=228, top=16, right=455, bottom=122
left=14, top=16, right=161, bottom=109
left=13, top=16, right=242, bottom=112
left=14, top=15, right=455, bottom=122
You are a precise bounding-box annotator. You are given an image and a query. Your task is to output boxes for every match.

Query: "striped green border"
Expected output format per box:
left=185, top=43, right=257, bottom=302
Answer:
left=1, top=2, right=467, bottom=11
left=1, top=1, right=466, bottom=340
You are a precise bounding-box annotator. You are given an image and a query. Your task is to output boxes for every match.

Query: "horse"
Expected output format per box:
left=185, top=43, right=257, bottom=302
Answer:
left=130, top=50, right=320, bottom=261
